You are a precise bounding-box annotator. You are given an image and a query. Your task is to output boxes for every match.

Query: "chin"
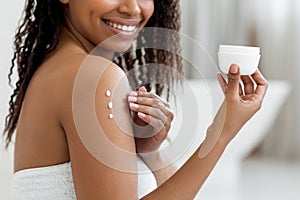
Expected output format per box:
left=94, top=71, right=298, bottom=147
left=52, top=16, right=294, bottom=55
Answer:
left=95, top=36, right=135, bottom=56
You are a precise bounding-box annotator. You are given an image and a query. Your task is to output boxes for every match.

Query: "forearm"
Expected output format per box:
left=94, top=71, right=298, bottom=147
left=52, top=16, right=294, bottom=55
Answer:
left=141, top=134, right=227, bottom=200
left=139, top=152, right=178, bottom=186
left=139, top=65, right=268, bottom=199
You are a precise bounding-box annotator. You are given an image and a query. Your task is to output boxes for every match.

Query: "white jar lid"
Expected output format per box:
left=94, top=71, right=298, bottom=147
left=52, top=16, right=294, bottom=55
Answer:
left=219, top=45, right=260, bottom=55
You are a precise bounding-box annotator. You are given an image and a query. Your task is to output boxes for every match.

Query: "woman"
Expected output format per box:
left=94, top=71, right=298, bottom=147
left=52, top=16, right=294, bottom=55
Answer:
left=4, top=0, right=268, bottom=199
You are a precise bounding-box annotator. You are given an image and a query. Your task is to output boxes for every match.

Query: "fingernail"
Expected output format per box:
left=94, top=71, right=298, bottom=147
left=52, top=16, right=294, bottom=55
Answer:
left=130, top=91, right=138, bottom=96
left=128, top=96, right=137, bottom=102
left=129, top=103, right=139, bottom=109
left=138, top=112, right=146, bottom=118
left=230, top=65, right=238, bottom=74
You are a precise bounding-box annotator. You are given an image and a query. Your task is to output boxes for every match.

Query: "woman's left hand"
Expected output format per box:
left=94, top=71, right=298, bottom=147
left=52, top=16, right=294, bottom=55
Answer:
left=128, top=87, right=174, bottom=153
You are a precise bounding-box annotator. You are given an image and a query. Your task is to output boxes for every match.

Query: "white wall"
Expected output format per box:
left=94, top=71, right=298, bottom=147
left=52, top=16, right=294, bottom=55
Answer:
left=0, top=1, right=25, bottom=131
left=0, top=1, right=25, bottom=199
left=181, top=0, right=300, bottom=160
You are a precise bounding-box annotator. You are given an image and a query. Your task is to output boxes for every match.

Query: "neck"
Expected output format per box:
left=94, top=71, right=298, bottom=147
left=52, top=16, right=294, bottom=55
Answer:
left=61, top=17, right=114, bottom=60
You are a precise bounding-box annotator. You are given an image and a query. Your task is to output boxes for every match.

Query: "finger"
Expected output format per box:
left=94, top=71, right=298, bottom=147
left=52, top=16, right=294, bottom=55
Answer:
left=217, top=73, right=227, bottom=94
left=130, top=91, right=170, bottom=108
left=241, top=75, right=255, bottom=95
left=128, top=96, right=172, bottom=118
left=144, top=93, right=170, bottom=108
left=128, top=91, right=174, bottom=122
left=251, top=70, right=268, bottom=100
left=226, top=64, right=241, bottom=98
left=132, top=112, right=148, bottom=126
left=137, top=112, right=170, bottom=133
left=129, top=96, right=162, bottom=108
left=129, top=103, right=167, bottom=123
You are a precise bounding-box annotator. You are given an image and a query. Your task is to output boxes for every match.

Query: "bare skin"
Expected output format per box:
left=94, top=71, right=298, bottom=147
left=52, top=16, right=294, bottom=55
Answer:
left=13, top=0, right=268, bottom=199
left=14, top=30, right=268, bottom=199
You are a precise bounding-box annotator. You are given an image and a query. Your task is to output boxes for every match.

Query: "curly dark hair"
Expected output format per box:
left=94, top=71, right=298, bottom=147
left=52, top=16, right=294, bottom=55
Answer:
left=4, top=0, right=182, bottom=148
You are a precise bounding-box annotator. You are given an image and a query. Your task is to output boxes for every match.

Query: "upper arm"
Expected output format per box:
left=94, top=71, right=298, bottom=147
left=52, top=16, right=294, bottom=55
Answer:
left=61, top=56, right=138, bottom=200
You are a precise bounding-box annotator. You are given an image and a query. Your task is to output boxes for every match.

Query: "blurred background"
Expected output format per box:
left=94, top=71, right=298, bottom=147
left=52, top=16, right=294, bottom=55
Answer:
left=1, top=0, right=299, bottom=199
left=180, top=0, right=300, bottom=199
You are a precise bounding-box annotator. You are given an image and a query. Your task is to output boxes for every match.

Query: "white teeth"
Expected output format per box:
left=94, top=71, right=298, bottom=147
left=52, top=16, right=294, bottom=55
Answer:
left=122, top=25, right=128, bottom=31
left=105, top=20, right=137, bottom=32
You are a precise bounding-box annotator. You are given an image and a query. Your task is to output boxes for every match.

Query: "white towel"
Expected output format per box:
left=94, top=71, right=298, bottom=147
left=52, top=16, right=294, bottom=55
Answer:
left=10, top=158, right=157, bottom=199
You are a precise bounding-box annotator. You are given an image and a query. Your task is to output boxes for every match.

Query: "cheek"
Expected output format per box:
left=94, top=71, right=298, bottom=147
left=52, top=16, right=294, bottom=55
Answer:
left=141, top=0, right=155, bottom=21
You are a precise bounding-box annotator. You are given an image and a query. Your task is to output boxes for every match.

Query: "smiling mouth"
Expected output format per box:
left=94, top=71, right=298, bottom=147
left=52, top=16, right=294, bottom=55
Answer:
left=102, top=19, right=138, bottom=32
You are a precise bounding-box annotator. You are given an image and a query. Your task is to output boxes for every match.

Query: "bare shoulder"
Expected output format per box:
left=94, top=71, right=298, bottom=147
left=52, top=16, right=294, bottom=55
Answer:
left=51, top=53, right=138, bottom=199
left=48, top=53, right=130, bottom=123
left=56, top=53, right=135, bottom=151
left=36, top=50, right=125, bottom=111
left=13, top=52, right=92, bottom=171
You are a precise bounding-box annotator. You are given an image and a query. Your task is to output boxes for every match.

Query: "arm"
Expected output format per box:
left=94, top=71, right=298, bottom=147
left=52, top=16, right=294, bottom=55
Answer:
left=142, top=134, right=227, bottom=199
left=62, top=59, right=267, bottom=199
left=61, top=56, right=139, bottom=199
left=139, top=151, right=178, bottom=186
left=136, top=65, right=268, bottom=199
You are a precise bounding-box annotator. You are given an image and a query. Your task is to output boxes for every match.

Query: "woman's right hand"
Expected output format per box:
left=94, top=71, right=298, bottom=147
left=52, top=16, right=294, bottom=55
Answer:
left=210, top=64, right=268, bottom=145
